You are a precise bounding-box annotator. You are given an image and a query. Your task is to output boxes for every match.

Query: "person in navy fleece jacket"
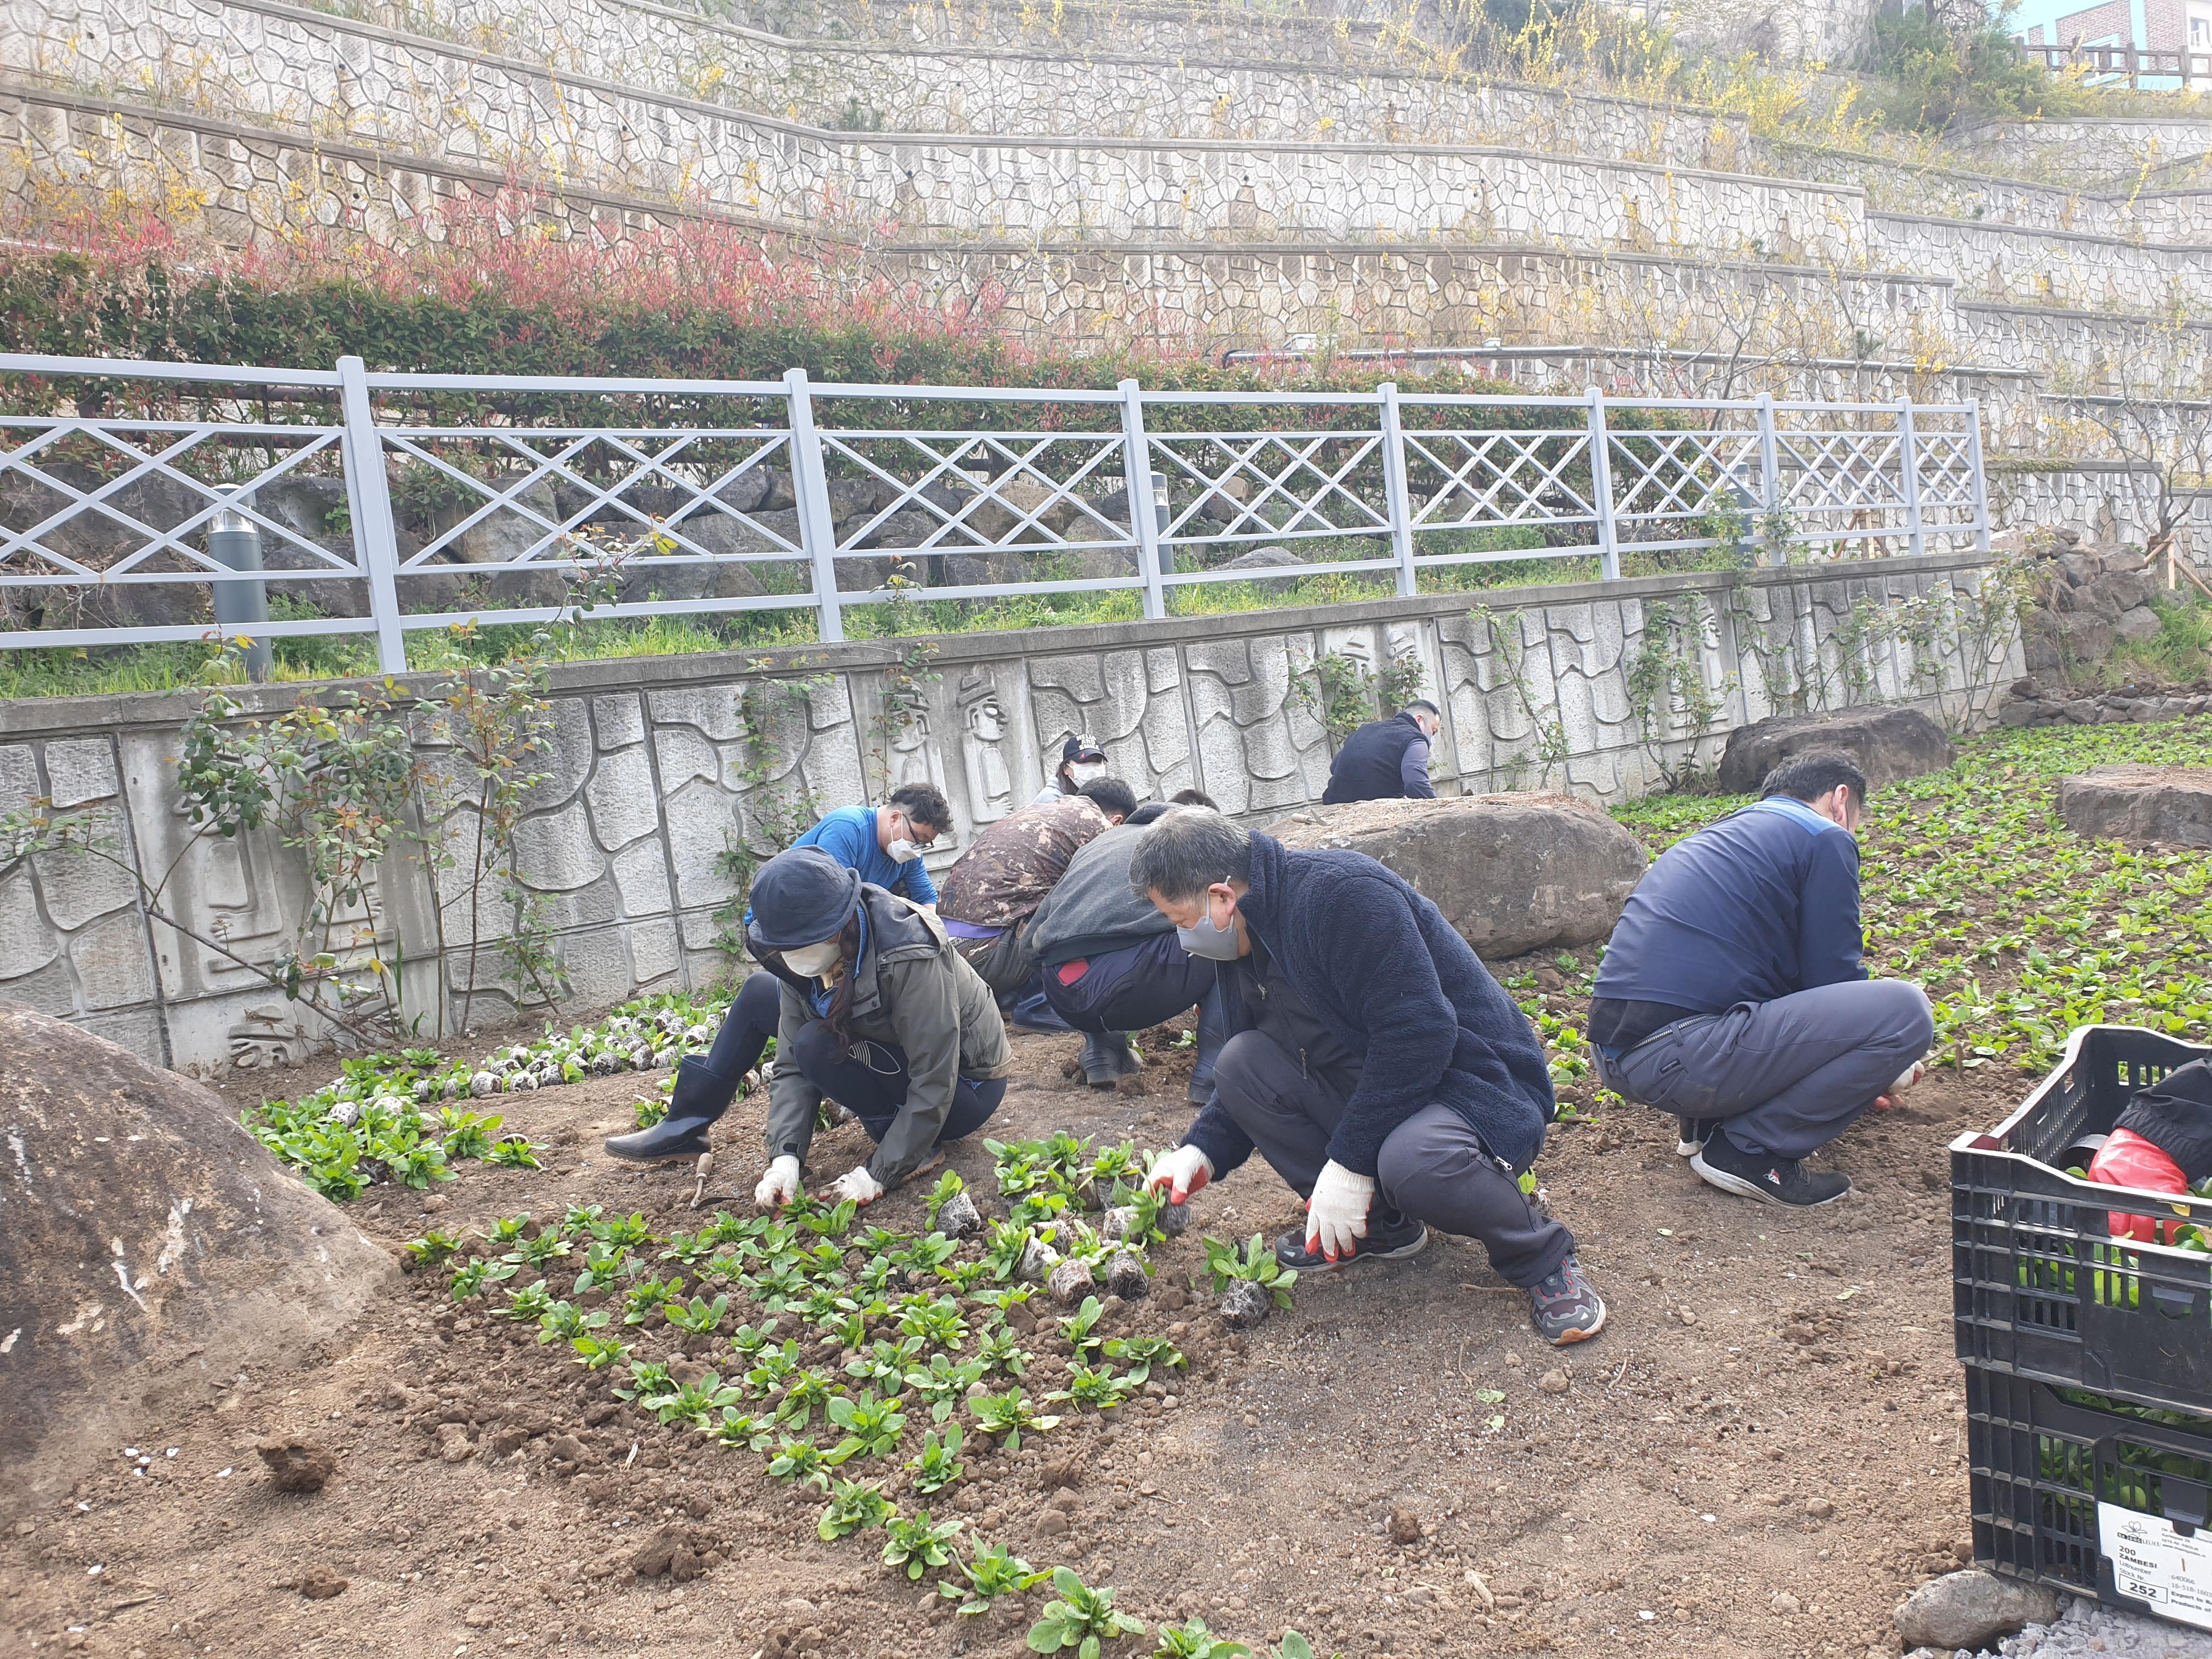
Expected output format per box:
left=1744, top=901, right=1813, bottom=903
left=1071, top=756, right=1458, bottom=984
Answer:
left=1132, top=809, right=1607, bottom=1347
left=1590, top=749, right=1934, bottom=1209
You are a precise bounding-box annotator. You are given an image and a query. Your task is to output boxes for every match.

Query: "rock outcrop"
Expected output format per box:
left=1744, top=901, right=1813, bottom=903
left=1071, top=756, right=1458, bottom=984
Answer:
left=1265, top=792, right=1646, bottom=959
left=1715, top=706, right=1955, bottom=796
left=0, top=1005, right=395, bottom=1498
left=2057, top=764, right=2212, bottom=847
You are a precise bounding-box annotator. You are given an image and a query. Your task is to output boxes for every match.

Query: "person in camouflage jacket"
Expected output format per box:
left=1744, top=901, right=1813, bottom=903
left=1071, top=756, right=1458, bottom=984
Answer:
left=936, top=778, right=1137, bottom=1081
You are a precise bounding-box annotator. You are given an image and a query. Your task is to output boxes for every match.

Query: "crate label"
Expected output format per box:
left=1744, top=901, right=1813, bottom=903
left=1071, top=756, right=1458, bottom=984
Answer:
left=2100, top=1503, right=2212, bottom=1630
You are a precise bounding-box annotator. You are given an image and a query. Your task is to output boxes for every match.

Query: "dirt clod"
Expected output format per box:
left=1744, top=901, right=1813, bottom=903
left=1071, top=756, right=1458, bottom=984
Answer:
left=1538, top=1369, right=1570, bottom=1395
left=296, top=1566, right=347, bottom=1600
left=1389, top=1506, right=1422, bottom=1544
left=256, top=1437, right=338, bottom=1493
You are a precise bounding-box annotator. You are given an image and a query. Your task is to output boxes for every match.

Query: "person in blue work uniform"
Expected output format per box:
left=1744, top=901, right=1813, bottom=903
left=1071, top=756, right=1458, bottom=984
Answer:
left=602, top=784, right=953, bottom=1164
left=1321, top=700, right=1441, bottom=804
left=1589, top=749, right=1933, bottom=1209
left=787, top=784, right=951, bottom=908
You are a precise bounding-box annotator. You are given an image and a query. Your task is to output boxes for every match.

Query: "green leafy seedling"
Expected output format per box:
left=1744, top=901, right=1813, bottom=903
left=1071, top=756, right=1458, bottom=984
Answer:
left=777, top=1368, right=839, bottom=1429
left=485, top=1135, right=543, bottom=1169
left=1202, top=1233, right=1298, bottom=1310
left=816, top=1477, right=894, bottom=1540
left=766, top=1436, right=830, bottom=1491
left=924, top=1169, right=966, bottom=1226
left=826, top=1389, right=906, bottom=1462
left=1028, top=1566, right=1147, bottom=1656
left=569, top=1333, right=631, bottom=1371
left=1154, top=1621, right=1252, bottom=1659
left=905, top=1353, right=987, bottom=1422
left=664, top=1293, right=731, bottom=1336
left=969, top=1385, right=1059, bottom=1453
left=709, top=1407, right=773, bottom=1452
left=906, top=1424, right=966, bottom=1494
left=883, top=1509, right=964, bottom=1579
left=939, top=1538, right=1042, bottom=1616
left=1059, top=1295, right=1107, bottom=1360
left=402, top=1230, right=462, bottom=1270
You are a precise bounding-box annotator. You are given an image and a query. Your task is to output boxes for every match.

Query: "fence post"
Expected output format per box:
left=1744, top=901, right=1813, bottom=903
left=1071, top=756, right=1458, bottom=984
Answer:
left=335, top=354, right=408, bottom=674
left=1755, top=388, right=1781, bottom=506
left=1965, top=397, right=1992, bottom=557
left=1377, top=381, right=1419, bottom=599
left=1586, top=387, right=1620, bottom=583
left=1118, top=379, right=1167, bottom=622
left=783, top=368, right=844, bottom=645
left=1897, top=396, right=1925, bottom=561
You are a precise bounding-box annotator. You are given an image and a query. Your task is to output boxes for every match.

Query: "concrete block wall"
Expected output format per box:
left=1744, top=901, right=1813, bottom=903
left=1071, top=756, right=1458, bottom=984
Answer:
left=0, top=554, right=2021, bottom=1073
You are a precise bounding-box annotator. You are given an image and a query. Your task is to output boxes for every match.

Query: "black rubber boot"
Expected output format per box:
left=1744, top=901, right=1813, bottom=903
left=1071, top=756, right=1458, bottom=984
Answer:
left=1080, top=1031, right=1143, bottom=1087
left=603, top=1057, right=740, bottom=1163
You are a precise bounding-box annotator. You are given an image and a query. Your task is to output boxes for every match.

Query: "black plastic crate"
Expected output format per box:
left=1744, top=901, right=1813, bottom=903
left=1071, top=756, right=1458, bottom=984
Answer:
left=1970, top=1363, right=2212, bottom=1630
left=1953, top=1025, right=2212, bottom=1414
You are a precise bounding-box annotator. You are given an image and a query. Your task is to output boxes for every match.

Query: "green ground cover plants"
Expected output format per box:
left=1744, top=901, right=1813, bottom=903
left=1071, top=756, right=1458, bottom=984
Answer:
left=387, top=1135, right=1327, bottom=1655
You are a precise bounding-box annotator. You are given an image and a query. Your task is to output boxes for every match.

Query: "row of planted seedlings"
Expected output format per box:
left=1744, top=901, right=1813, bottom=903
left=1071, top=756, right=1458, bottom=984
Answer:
left=404, top=1130, right=1310, bottom=1659
left=242, top=988, right=736, bottom=1199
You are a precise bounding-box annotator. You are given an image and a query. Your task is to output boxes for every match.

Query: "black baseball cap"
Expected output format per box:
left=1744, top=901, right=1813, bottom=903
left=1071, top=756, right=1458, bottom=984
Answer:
left=1062, top=733, right=1106, bottom=764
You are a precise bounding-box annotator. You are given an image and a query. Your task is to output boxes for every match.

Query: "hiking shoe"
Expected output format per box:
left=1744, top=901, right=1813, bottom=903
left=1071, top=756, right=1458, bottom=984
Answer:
left=1690, top=1128, right=1850, bottom=1207
left=1273, top=1208, right=1429, bottom=1273
left=1528, top=1255, right=1606, bottom=1346
left=1675, top=1116, right=1717, bottom=1157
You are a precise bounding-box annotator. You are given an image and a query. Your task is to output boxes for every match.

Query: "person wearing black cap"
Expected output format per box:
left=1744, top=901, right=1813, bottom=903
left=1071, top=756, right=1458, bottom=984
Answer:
left=603, top=846, right=1010, bottom=1204
left=1032, top=732, right=1110, bottom=806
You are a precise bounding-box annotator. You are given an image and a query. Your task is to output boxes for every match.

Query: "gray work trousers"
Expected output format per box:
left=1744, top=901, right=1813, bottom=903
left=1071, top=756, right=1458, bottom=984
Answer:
left=1593, top=979, right=1934, bottom=1160
left=1212, top=1029, right=1575, bottom=1288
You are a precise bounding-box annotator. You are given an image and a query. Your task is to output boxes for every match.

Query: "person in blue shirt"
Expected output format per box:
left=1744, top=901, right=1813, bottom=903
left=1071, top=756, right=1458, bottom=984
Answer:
left=788, top=785, right=951, bottom=908
left=602, top=783, right=953, bottom=1165
left=1589, top=749, right=1933, bottom=1209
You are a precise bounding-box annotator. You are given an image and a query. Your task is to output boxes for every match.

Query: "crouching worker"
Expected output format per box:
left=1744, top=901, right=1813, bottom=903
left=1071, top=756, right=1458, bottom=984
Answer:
left=1589, top=749, right=1933, bottom=1209
left=1025, top=811, right=1225, bottom=1103
left=606, top=846, right=1010, bottom=1207
left=1133, top=809, right=1606, bottom=1346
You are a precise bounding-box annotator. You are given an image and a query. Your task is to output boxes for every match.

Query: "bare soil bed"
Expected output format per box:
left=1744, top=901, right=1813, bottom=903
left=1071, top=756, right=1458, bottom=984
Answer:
left=3, top=978, right=2005, bottom=1659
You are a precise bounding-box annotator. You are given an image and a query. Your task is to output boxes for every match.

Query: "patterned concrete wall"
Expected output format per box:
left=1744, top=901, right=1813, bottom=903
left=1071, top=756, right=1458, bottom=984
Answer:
left=0, top=554, right=2022, bottom=1074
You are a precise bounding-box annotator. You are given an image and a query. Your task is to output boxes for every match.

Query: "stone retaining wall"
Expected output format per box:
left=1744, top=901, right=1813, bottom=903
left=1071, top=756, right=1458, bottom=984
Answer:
left=3, top=0, right=1867, bottom=256
left=0, top=554, right=2020, bottom=1073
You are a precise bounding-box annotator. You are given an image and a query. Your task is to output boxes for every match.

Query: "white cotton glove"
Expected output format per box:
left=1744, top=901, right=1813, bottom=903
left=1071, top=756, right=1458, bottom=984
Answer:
left=824, top=1164, right=886, bottom=1206
left=753, top=1154, right=802, bottom=1210
left=1305, top=1160, right=1377, bottom=1262
left=1146, top=1145, right=1215, bottom=1205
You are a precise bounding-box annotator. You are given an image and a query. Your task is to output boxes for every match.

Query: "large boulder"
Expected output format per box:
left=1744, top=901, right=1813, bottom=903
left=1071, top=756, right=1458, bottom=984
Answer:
left=1265, top=793, right=1646, bottom=960
left=1715, top=706, right=1955, bottom=796
left=0, top=1006, right=395, bottom=1499
left=2058, top=764, right=2212, bottom=847
left=1893, top=1569, right=2060, bottom=1651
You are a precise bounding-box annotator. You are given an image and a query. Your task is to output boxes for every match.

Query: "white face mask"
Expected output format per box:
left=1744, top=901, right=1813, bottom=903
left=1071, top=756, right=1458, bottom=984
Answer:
left=782, top=939, right=843, bottom=978
left=886, top=837, right=924, bottom=864
left=1068, top=760, right=1108, bottom=788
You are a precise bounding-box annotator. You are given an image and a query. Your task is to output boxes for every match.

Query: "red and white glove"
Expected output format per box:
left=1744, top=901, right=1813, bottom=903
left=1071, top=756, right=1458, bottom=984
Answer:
left=2089, top=1128, right=2190, bottom=1245
left=1147, top=1146, right=1214, bottom=1205
left=1305, top=1160, right=1375, bottom=1262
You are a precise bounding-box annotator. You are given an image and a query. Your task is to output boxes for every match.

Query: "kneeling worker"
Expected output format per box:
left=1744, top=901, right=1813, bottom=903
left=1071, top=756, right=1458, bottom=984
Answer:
left=1322, top=699, right=1442, bottom=804
left=1589, top=749, right=1933, bottom=1207
left=606, top=847, right=1009, bottom=1201
left=1134, top=808, right=1605, bottom=1346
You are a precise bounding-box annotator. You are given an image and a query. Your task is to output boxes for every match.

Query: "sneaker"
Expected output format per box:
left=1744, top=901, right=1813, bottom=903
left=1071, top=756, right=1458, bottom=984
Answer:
left=1273, top=1207, right=1429, bottom=1273
left=1690, top=1128, right=1850, bottom=1207
left=1528, top=1255, right=1606, bottom=1346
left=1675, top=1116, right=1717, bottom=1157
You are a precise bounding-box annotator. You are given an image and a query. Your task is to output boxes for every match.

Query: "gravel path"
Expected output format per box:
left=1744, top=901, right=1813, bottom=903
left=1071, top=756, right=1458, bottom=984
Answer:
left=1988, top=1601, right=2212, bottom=1658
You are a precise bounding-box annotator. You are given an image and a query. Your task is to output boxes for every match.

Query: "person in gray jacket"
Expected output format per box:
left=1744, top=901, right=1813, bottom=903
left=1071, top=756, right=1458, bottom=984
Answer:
left=1026, top=816, right=1224, bottom=1102
left=739, top=845, right=1012, bottom=1208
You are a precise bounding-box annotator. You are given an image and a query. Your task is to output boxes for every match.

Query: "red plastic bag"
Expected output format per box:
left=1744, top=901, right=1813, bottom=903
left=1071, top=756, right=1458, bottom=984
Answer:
left=2088, top=1127, right=2191, bottom=1244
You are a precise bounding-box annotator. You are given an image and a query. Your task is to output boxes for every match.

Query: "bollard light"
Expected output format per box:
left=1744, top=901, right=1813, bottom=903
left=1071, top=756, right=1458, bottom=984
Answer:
left=207, top=499, right=273, bottom=682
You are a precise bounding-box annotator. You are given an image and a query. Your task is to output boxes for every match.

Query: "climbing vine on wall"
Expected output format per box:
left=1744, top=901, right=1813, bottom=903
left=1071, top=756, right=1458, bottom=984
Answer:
left=1624, top=598, right=1730, bottom=791
left=711, top=670, right=831, bottom=961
